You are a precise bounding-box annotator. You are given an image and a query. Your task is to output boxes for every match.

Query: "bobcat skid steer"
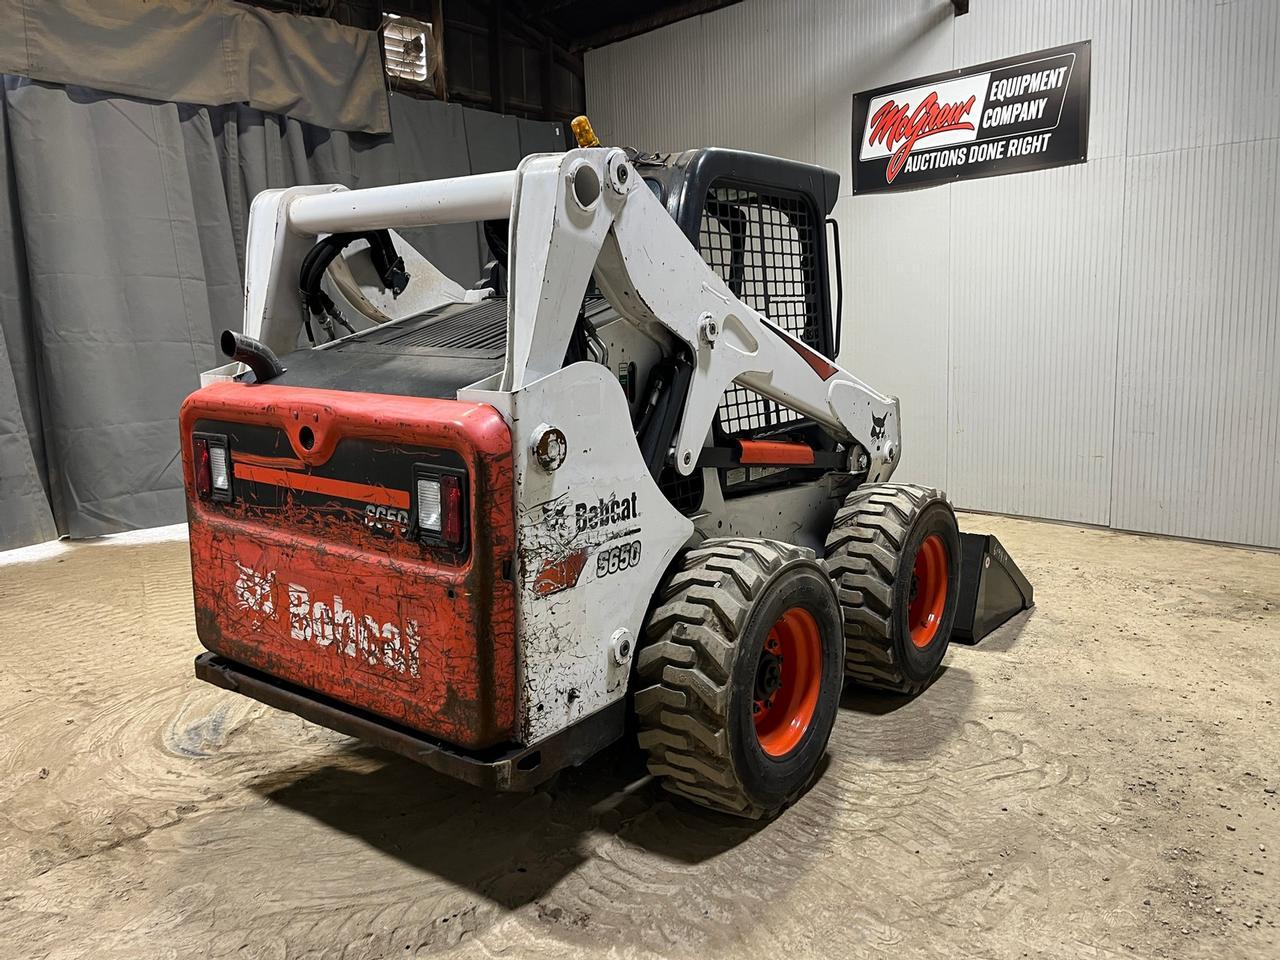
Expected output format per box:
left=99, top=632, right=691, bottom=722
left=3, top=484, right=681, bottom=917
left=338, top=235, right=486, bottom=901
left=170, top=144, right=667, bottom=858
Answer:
left=182, top=118, right=964, bottom=819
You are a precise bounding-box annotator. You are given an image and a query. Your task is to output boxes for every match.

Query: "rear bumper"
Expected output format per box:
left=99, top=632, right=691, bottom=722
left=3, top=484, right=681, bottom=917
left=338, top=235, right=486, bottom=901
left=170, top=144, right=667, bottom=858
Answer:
left=194, top=653, right=624, bottom=791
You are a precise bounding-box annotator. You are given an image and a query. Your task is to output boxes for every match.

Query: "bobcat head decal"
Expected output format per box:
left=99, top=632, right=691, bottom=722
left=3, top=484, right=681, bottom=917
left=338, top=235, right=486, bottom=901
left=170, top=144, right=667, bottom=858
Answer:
left=540, top=495, right=571, bottom=538
left=870, top=411, right=887, bottom=442
left=233, top=561, right=276, bottom=616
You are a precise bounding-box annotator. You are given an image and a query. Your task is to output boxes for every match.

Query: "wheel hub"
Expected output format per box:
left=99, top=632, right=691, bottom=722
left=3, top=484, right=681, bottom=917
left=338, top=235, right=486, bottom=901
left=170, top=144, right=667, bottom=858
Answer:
left=752, top=607, right=822, bottom=757
left=755, top=652, right=783, bottom=701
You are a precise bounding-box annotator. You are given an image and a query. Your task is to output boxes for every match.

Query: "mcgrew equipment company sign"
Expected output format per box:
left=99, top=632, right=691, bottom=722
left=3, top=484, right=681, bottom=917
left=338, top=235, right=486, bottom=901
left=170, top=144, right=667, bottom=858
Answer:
left=851, top=40, right=1090, bottom=193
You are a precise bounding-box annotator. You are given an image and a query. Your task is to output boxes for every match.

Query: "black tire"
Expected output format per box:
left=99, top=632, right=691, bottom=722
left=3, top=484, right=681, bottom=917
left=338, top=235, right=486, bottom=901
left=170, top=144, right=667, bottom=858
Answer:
left=824, top=483, right=961, bottom=695
left=633, top=538, right=843, bottom=819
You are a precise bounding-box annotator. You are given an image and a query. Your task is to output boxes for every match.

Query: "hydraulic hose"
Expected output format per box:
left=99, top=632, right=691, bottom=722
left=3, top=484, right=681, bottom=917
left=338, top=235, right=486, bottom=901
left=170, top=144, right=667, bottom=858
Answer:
left=296, top=230, right=408, bottom=342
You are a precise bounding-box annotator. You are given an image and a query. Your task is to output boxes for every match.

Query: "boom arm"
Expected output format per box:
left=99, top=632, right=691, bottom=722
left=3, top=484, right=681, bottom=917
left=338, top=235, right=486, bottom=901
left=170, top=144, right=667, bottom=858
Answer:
left=501, top=149, right=901, bottom=482
left=236, top=148, right=900, bottom=481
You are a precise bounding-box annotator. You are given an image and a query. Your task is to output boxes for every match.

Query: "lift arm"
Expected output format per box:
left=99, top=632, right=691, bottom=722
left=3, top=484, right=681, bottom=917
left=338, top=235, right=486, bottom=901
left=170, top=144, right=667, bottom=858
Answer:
left=237, top=148, right=901, bottom=481
left=500, top=148, right=901, bottom=481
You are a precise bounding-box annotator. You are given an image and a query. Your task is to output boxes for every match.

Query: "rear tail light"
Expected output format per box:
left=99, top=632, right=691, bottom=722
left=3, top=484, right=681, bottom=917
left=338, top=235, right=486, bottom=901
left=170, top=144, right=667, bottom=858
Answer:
left=416, top=477, right=442, bottom=530
left=209, top=445, right=230, bottom=495
left=192, top=433, right=232, bottom=502
left=414, top=467, right=466, bottom=549
left=440, top=474, right=463, bottom=545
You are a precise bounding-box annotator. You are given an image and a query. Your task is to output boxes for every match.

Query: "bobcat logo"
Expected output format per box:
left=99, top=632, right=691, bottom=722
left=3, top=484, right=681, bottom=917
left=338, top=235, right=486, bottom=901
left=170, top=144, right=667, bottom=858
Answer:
left=234, top=561, right=276, bottom=617
left=870, top=411, right=888, bottom=442
left=541, top=496, right=571, bottom=538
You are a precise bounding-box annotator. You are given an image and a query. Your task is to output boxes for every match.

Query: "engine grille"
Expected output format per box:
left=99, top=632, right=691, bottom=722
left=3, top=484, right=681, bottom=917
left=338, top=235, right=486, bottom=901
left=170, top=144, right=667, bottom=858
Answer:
left=378, top=298, right=508, bottom=355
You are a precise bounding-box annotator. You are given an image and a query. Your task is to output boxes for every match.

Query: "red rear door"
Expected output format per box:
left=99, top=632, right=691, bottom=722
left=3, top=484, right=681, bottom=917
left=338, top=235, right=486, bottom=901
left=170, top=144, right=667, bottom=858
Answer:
left=180, top=382, right=516, bottom=750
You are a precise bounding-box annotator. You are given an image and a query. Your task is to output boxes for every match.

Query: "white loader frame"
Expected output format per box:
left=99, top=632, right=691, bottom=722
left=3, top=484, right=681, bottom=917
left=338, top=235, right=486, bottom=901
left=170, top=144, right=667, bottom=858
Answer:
left=232, top=148, right=902, bottom=744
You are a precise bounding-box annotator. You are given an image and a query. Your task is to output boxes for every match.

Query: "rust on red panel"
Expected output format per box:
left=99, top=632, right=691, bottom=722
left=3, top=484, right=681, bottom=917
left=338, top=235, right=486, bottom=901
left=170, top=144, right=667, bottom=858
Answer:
left=180, top=382, right=517, bottom=750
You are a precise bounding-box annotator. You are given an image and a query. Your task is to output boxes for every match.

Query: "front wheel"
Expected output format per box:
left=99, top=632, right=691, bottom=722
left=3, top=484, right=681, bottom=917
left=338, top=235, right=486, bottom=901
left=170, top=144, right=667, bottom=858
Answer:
left=825, top=484, right=961, bottom=694
left=633, top=538, right=844, bottom=819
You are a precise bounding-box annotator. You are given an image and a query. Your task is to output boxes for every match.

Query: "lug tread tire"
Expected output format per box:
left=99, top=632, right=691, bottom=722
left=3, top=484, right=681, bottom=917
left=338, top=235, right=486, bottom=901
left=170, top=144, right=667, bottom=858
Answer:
left=635, top=538, right=809, bottom=819
left=825, top=483, right=954, bottom=694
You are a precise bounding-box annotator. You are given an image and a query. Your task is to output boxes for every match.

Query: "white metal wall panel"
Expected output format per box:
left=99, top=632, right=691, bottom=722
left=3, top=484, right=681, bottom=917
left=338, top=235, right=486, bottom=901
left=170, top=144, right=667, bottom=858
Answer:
left=1127, top=0, right=1280, bottom=157
left=1111, top=139, right=1280, bottom=547
left=585, top=16, right=706, bottom=153
left=946, top=0, right=1132, bottom=525
left=584, top=0, right=1280, bottom=547
left=835, top=189, right=951, bottom=490
left=697, top=0, right=817, bottom=164
left=948, top=159, right=1126, bottom=525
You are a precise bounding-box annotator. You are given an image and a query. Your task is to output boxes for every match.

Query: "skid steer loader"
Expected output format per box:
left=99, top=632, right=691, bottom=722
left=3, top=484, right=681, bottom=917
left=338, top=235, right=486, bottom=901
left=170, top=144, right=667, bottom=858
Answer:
left=182, top=118, right=967, bottom=819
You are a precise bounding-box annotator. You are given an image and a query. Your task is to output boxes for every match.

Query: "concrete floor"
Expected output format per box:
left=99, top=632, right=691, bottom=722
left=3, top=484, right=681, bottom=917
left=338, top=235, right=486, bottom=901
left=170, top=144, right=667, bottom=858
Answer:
left=0, top=514, right=1276, bottom=959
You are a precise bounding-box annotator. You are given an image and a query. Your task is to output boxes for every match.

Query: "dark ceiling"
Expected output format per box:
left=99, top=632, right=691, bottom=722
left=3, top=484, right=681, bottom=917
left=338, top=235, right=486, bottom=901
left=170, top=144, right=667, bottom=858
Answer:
left=244, top=0, right=745, bottom=52
left=511, top=0, right=745, bottom=51
left=238, top=0, right=748, bottom=122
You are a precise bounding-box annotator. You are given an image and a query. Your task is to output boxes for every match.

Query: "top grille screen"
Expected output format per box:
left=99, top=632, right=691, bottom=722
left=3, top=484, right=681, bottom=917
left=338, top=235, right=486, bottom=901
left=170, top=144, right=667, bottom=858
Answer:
left=698, top=186, right=820, bottom=436
left=372, top=298, right=507, bottom=356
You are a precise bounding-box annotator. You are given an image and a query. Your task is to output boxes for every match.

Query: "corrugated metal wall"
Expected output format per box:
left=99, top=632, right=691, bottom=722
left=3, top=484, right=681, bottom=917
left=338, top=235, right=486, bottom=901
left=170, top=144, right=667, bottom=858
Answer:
left=586, top=0, right=1280, bottom=548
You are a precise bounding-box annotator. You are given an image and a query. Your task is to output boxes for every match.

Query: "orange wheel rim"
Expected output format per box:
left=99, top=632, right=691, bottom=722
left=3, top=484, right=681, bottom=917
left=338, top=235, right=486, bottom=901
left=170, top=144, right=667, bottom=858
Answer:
left=753, top=607, right=822, bottom=758
left=908, top=534, right=948, bottom=648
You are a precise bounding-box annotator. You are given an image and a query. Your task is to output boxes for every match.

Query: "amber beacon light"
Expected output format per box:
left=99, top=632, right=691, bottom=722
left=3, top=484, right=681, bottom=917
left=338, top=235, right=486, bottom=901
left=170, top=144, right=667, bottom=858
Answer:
left=570, top=115, right=601, bottom=148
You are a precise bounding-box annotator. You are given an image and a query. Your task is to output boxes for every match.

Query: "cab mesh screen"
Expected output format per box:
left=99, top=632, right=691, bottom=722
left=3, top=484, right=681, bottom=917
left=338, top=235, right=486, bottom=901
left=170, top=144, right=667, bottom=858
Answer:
left=698, top=186, right=820, bottom=436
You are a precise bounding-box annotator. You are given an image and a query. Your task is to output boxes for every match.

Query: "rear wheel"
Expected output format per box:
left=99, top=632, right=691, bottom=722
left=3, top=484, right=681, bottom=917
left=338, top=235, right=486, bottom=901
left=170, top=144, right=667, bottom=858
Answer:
left=633, top=538, right=843, bottom=819
left=825, top=484, right=960, bottom=694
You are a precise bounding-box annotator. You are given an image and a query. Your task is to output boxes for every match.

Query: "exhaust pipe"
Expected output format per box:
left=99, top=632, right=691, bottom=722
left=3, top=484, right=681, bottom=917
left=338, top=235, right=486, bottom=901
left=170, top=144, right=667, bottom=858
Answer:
left=221, top=330, right=286, bottom=383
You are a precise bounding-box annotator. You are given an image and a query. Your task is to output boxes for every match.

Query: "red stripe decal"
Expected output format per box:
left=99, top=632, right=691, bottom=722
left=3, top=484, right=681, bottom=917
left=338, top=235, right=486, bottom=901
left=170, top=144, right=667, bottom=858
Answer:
left=532, top=549, right=588, bottom=597
left=234, top=463, right=410, bottom=509
left=785, top=337, right=839, bottom=381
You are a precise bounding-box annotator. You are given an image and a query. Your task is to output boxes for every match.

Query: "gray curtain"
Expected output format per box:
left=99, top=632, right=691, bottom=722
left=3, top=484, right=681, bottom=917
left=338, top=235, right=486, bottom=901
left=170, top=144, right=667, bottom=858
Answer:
left=0, top=0, right=391, bottom=134
left=0, top=77, right=564, bottom=548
